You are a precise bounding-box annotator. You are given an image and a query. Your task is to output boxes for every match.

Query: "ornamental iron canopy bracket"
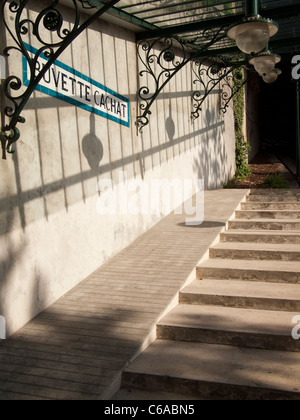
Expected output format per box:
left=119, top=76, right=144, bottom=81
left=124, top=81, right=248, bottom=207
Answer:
left=136, top=24, right=233, bottom=133
left=0, top=0, right=121, bottom=159
left=191, top=57, right=249, bottom=121
left=136, top=29, right=250, bottom=133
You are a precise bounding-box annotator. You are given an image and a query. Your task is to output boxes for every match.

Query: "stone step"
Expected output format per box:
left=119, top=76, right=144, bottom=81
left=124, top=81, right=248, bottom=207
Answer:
left=156, top=304, right=300, bottom=352
left=235, top=210, right=300, bottom=220
left=228, top=219, right=300, bottom=230
left=210, top=242, right=300, bottom=261
left=196, top=259, right=300, bottom=283
left=249, top=189, right=300, bottom=196
left=220, top=230, right=300, bottom=244
left=180, top=279, right=300, bottom=312
left=122, top=340, right=300, bottom=400
left=112, top=388, right=207, bottom=400
left=241, top=202, right=300, bottom=211
left=247, top=195, right=300, bottom=203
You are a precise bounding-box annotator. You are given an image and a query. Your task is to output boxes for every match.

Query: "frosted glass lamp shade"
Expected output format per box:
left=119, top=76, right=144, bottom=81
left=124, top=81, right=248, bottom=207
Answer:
left=227, top=17, right=279, bottom=55
left=235, top=22, right=269, bottom=54
left=249, top=53, right=281, bottom=75
left=252, top=55, right=275, bottom=74
left=262, top=68, right=282, bottom=84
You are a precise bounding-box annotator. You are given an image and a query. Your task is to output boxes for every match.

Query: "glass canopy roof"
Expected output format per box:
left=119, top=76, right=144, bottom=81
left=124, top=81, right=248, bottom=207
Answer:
left=100, top=0, right=300, bottom=60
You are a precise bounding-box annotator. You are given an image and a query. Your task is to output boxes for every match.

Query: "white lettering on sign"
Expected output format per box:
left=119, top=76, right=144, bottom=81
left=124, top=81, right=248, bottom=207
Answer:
left=23, top=43, right=130, bottom=127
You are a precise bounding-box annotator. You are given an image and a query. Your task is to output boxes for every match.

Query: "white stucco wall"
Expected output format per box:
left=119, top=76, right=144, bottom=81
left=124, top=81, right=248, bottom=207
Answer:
left=0, top=2, right=235, bottom=336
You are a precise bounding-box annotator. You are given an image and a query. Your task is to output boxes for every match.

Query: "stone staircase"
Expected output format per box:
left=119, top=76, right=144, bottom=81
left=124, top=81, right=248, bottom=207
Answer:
left=117, top=189, right=300, bottom=400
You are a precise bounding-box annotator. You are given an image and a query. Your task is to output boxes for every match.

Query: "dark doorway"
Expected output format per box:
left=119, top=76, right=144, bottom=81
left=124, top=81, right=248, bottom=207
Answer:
left=258, top=60, right=297, bottom=162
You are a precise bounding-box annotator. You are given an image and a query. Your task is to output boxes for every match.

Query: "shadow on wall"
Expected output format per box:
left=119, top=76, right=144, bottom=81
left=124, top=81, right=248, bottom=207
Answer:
left=0, top=0, right=234, bottom=238
left=192, top=107, right=229, bottom=189
left=0, top=94, right=226, bottom=235
left=0, top=215, right=24, bottom=334
left=82, top=114, right=104, bottom=171
left=166, top=103, right=175, bottom=143
left=0, top=188, right=52, bottom=337
left=0, top=1, right=229, bottom=234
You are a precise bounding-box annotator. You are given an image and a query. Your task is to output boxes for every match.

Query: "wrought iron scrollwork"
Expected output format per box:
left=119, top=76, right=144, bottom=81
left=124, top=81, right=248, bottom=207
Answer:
left=0, top=0, right=120, bottom=159
left=136, top=36, right=190, bottom=132
left=219, top=65, right=248, bottom=114
left=136, top=24, right=233, bottom=132
left=191, top=54, right=248, bottom=121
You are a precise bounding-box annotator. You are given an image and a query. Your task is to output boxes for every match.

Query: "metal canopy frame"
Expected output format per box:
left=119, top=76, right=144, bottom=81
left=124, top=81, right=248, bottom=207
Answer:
left=1, top=0, right=300, bottom=158
left=117, top=1, right=300, bottom=55
left=120, top=0, right=300, bottom=132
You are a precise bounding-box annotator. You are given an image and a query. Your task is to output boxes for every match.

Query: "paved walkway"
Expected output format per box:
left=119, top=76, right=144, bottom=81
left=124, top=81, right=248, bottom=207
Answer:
left=276, top=155, right=298, bottom=185
left=254, top=153, right=299, bottom=188
left=0, top=189, right=248, bottom=400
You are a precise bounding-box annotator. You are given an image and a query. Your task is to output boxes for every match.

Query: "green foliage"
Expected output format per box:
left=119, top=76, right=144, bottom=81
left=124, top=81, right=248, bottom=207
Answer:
left=223, top=179, right=235, bottom=189
left=235, top=139, right=252, bottom=179
left=233, top=68, right=251, bottom=179
left=233, top=69, right=244, bottom=134
left=264, top=174, right=289, bottom=189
